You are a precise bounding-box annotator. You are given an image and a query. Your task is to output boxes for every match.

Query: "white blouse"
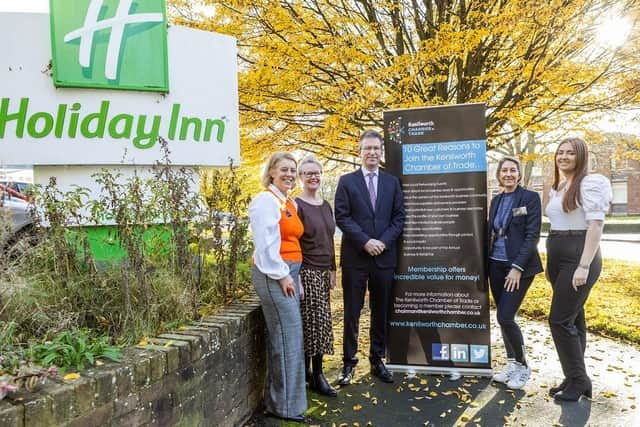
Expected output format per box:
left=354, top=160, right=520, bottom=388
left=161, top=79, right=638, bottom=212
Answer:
left=545, top=174, right=612, bottom=230
left=249, top=185, right=290, bottom=280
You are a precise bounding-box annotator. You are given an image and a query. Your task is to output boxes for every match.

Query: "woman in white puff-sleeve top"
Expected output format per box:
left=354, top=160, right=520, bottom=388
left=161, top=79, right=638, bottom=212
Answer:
left=545, top=137, right=612, bottom=402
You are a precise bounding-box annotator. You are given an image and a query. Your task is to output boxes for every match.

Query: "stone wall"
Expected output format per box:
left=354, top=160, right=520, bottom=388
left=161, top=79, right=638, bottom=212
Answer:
left=0, top=297, right=266, bottom=427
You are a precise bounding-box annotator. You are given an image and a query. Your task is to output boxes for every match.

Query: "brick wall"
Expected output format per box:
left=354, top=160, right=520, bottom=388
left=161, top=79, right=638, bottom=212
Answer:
left=0, top=297, right=266, bottom=427
left=628, top=171, right=640, bottom=215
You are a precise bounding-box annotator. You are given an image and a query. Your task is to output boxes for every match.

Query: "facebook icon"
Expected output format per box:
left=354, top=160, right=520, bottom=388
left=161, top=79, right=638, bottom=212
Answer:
left=432, top=343, right=450, bottom=361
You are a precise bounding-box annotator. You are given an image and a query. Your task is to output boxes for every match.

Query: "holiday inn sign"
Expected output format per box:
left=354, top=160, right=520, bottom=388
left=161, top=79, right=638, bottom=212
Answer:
left=0, top=4, right=239, bottom=166
left=49, top=0, right=169, bottom=92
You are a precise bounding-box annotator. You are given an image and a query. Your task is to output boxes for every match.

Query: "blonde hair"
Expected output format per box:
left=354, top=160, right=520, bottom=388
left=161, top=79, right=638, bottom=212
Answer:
left=298, top=155, right=323, bottom=175
left=496, top=156, right=522, bottom=185
left=261, top=152, right=298, bottom=188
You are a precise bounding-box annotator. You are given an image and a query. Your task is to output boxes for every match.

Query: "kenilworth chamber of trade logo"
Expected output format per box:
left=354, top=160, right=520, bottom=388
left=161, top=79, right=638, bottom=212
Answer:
left=49, top=0, right=169, bottom=92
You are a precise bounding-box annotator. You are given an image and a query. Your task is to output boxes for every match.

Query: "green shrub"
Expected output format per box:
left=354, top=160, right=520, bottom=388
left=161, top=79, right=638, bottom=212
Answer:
left=29, top=329, right=121, bottom=373
left=0, top=139, right=253, bottom=375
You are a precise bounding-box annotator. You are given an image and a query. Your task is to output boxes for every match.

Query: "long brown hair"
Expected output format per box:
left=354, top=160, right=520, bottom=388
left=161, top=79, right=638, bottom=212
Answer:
left=552, top=137, right=589, bottom=212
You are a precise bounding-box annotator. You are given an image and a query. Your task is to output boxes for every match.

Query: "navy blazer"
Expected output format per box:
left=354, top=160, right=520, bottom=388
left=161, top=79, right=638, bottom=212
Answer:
left=487, top=185, right=543, bottom=277
left=335, top=169, right=405, bottom=269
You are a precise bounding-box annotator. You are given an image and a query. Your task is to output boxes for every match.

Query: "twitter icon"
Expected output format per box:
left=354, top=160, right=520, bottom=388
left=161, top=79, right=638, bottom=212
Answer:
left=470, top=345, right=489, bottom=363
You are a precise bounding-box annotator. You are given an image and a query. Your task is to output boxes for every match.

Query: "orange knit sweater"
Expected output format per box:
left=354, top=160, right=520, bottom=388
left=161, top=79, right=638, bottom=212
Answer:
left=278, top=198, right=304, bottom=262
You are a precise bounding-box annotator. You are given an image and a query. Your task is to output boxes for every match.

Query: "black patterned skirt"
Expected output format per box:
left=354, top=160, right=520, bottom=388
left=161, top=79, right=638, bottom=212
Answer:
left=299, top=266, right=335, bottom=355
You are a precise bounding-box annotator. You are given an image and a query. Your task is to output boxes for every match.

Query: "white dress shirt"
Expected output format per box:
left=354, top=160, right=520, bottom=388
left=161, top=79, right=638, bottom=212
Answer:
left=546, top=174, right=613, bottom=230
left=249, top=184, right=290, bottom=280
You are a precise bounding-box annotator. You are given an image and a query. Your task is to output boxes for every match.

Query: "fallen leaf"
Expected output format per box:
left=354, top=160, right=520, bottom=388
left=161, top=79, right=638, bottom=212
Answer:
left=353, top=404, right=362, bottom=411
left=440, top=412, right=447, bottom=418
left=95, top=360, right=104, bottom=366
left=63, top=373, right=80, bottom=381
left=411, top=406, right=421, bottom=412
left=137, top=339, right=148, bottom=346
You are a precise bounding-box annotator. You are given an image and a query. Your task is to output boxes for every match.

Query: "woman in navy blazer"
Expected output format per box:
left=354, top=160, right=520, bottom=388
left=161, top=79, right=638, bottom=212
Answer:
left=488, top=156, right=543, bottom=390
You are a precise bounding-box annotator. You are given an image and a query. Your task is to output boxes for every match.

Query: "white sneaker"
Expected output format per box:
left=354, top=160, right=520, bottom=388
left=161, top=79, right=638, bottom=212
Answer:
left=492, top=361, right=518, bottom=383
left=506, top=363, right=531, bottom=389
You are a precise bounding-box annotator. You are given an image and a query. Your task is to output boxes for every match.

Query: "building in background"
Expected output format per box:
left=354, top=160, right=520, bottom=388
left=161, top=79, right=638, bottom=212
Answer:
left=488, top=138, right=639, bottom=216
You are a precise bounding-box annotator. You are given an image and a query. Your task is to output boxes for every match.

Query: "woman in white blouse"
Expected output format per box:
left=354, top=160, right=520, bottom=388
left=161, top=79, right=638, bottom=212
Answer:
left=545, top=137, right=612, bottom=402
left=248, top=152, right=307, bottom=423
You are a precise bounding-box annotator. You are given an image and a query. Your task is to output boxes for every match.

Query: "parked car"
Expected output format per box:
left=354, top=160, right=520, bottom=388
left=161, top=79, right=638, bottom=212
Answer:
left=1, top=193, right=33, bottom=246
left=0, top=182, right=29, bottom=202
left=0, top=181, right=30, bottom=195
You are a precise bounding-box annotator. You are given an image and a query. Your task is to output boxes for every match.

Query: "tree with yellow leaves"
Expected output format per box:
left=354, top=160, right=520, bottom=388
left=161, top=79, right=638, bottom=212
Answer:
left=172, top=0, right=640, bottom=166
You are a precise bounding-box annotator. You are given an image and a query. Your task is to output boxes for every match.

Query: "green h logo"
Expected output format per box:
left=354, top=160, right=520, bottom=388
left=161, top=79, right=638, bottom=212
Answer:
left=49, top=0, right=169, bottom=92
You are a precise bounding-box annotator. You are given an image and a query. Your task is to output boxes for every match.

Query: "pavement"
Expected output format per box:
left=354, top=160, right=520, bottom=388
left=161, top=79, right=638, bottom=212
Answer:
left=541, top=233, right=640, bottom=243
left=539, top=234, right=640, bottom=264
left=247, top=312, right=640, bottom=427
left=245, top=238, right=640, bottom=427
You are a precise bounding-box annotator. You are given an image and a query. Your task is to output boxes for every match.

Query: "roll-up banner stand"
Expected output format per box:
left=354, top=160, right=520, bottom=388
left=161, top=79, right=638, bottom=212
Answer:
left=384, top=104, right=492, bottom=377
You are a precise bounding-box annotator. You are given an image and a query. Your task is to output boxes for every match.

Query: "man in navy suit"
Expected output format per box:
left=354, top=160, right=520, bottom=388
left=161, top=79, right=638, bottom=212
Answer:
left=334, top=130, right=405, bottom=385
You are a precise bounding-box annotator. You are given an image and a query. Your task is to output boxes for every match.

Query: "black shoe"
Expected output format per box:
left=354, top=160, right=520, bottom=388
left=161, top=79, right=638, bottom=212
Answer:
left=554, top=378, right=592, bottom=402
left=549, top=378, right=569, bottom=396
left=311, top=355, right=337, bottom=396
left=338, top=365, right=354, bottom=386
left=312, top=372, right=338, bottom=396
left=370, top=361, right=394, bottom=383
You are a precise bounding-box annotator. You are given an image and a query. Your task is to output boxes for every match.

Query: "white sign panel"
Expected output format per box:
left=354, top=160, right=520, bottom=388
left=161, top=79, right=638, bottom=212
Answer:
left=0, top=13, right=239, bottom=166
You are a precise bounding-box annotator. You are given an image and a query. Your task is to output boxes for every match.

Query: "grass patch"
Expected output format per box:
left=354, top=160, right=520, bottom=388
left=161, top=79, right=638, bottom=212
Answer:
left=521, top=254, right=640, bottom=344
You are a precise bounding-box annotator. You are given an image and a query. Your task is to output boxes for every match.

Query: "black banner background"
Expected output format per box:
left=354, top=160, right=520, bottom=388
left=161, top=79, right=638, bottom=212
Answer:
left=384, top=104, right=491, bottom=374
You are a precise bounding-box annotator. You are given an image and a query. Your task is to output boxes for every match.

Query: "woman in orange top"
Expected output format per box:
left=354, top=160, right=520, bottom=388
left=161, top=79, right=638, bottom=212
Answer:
left=249, top=152, right=307, bottom=423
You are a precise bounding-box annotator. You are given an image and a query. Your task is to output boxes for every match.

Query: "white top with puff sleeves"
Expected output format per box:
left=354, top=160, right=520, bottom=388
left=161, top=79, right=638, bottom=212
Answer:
left=545, top=174, right=613, bottom=230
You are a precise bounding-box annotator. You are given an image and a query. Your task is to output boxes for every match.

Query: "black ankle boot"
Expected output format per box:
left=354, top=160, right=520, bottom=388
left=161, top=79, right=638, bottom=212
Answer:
left=311, top=354, right=337, bottom=397
left=305, top=356, right=312, bottom=385
left=554, top=377, right=592, bottom=402
left=549, top=378, right=569, bottom=396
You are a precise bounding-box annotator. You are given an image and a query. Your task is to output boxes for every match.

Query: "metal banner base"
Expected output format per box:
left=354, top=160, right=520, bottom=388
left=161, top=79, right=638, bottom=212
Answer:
left=386, top=364, right=493, bottom=380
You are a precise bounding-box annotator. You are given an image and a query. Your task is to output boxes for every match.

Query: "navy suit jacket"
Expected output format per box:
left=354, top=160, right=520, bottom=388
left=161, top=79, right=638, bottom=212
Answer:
left=487, top=185, right=543, bottom=277
left=335, top=169, right=405, bottom=269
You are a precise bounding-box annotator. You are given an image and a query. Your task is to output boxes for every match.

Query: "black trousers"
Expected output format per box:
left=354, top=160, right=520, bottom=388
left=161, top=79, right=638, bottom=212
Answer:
left=547, top=233, right=602, bottom=381
left=488, top=260, right=534, bottom=364
left=342, top=263, right=394, bottom=367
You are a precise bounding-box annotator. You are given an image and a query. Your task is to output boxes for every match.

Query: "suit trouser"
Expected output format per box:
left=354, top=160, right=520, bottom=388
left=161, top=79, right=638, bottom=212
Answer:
left=252, top=263, right=307, bottom=418
left=546, top=234, right=601, bottom=381
left=342, top=263, right=394, bottom=367
left=488, top=260, right=534, bottom=364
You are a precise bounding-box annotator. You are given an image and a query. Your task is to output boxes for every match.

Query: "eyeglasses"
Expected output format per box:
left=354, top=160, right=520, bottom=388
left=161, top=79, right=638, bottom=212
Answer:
left=302, top=171, right=321, bottom=177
